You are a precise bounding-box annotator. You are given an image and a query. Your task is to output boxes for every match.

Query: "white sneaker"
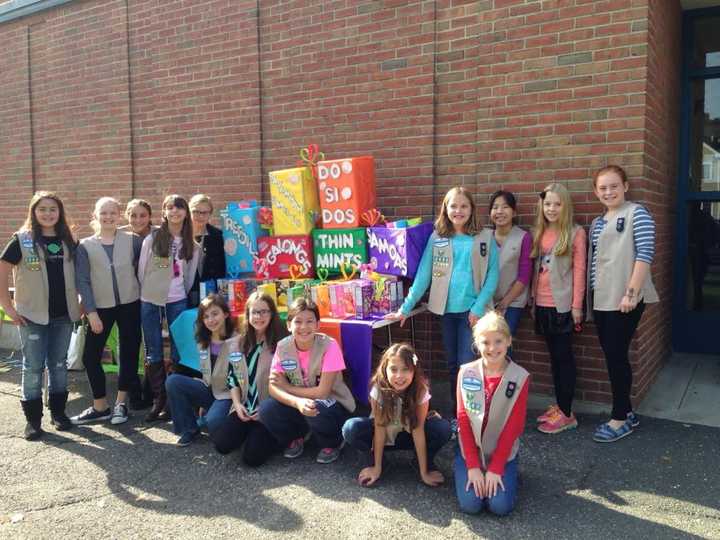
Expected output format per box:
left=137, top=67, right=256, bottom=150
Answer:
left=110, top=403, right=129, bottom=425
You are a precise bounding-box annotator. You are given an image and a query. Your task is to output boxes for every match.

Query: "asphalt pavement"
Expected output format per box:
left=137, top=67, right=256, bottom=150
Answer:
left=0, top=355, right=718, bottom=540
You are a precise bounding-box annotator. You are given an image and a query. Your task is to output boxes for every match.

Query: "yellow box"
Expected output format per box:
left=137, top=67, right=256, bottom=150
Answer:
left=269, top=167, right=320, bottom=235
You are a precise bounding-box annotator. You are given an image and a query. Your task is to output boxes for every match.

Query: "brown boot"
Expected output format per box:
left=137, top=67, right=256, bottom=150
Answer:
left=144, top=362, right=167, bottom=422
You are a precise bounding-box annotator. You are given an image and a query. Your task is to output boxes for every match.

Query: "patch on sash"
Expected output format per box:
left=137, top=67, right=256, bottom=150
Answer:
left=21, top=237, right=34, bottom=248
left=433, top=238, right=449, bottom=248
left=616, top=217, right=625, bottom=232
left=280, top=358, right=298, bottom=372
left=199, top=350, right=209, bottom=360
left=480, top=242, right=487, bottom=257
left=505, top=381, right=517, bottom=398
left=462, top=376, right=483, bottom=392
left=153, top=256, right=170, bottom=269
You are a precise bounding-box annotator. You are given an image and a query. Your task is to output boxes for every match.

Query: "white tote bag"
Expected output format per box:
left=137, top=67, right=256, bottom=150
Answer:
left=66, top=321, right=86, bottom=371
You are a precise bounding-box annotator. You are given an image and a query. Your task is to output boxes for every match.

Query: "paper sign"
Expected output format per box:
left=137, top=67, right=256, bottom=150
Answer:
left=312, top=228, right=367, bottom=276
left=256, top=235, right=314, bottom=280
left=317, top=156, right=376, bottom=229
left=269, top=167, right=320, bottom=235
left=366, top=222, right=433, bottom=278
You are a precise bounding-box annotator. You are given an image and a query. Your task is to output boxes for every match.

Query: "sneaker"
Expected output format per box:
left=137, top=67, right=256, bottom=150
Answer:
left=536, top=404, right=560, bottom=423
left=283, top=437, right=305, bottom=459
left=71, top=406, right=112, bottom=425
left=537, top=410, right=578, bottom=434
left=593, top=420, right=633, bottom=443
left=110, top=403, right=129, bottom=425
left=177, top=430, right=199, bottom=447
left=316, top=443, right=344, bottom=464
left=627, top=411, right=640, bottom=428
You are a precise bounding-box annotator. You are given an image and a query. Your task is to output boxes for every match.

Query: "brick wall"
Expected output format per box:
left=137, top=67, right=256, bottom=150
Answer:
left=0, top=0, right=682, bottom=404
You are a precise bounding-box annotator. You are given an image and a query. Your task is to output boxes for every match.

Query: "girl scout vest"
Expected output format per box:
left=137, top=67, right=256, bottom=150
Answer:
left=141, top=231, right=199, bottom=307
left=13, top=231, right=80, bottom=324
left=532, top=225, right=581, bottom=314
left=226, top=341, right=275, bottom=415
left=427, top=228, right=493, bottom=315
left=275, top=334, right=356, bottom=413
left=370, top=385, right=417, bottom=446
left=197, top=335, right=243, bottom=401
left=586, top=201, right=659, bottom=316
left=494, top=226, right=529, bottom=309
left=80, top=231, right=140, bottom=309
left=458, top=359, right=529, bottom=466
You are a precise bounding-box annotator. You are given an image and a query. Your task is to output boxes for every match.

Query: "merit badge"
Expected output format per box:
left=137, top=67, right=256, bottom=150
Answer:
left=462, top=376, right=483, bottom=392
left=616, top=217, right=625, bottom=233
left=25, top=255, right=41, bottom=272
left=480, top=242, right=487, bottom=257
left=153, top=256, right=170, bottom=269
left=505, top=381, right=517, bottom=398
left=21, top=237, right=34, bottom=249
left=280, top=358, right=298, bottom=372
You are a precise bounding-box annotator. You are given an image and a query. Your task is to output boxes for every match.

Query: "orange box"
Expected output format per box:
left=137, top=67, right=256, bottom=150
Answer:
left=316, top=156, right=376, bottom=229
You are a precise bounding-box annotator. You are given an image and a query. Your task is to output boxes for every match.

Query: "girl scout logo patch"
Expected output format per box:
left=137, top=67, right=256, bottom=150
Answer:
left=281, top=358, right=298, bottom=372
left=480, top=242, right=487, bottom=257
left=433, top=239, right=449, bottom=248
left=616, top=217, right=625, bottom=232
left=462, top=376, right=483, bottom=392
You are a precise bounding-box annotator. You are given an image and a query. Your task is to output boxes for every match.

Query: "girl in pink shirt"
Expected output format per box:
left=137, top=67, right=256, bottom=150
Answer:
left=531, top=183, right=586, bottom=435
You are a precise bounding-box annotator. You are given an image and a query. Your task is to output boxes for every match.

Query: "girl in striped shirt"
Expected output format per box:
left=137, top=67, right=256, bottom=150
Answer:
left=587, top=165, right=658, bottom=443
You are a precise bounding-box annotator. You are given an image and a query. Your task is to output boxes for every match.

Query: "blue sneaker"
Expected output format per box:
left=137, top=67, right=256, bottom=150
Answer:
left=627, top=412, right=640, bottom=428
left=593, top=420, right=633, bottom=443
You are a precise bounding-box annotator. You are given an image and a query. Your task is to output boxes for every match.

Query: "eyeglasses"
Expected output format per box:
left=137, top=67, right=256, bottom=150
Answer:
left=250, top=309, right=271, bottom=317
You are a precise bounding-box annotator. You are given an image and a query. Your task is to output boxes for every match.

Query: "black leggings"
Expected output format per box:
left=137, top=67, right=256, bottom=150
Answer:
left=82, top=301, right=141, bottom=399
left=593, top=303, right=645, bottom=421
left=536, top=306, right=576, bottom=417
left=210, top=412, right=280, bottom=467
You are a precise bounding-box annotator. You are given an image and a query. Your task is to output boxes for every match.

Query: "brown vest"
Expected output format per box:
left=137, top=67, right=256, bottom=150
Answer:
left=458, top=359, right=529, bottom=466
left=13, top=231, right=80, bottom=324
left=81, top=231, right=140, bottom=308
left=275, top=334, right=356, bottom=413
left=427, top=228, right=493, bottom=315
left=532, top=225, right=581, bottom=314
left=198, top=335, right=243, bottom=401
left=586, top=202, right=659, bottom=317
left=140, top=231, right=199, bottom=306
left=494, top=226, right=529, bottom=309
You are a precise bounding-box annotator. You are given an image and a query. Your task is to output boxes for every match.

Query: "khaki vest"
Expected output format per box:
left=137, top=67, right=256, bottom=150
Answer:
left=81, top=231, right=140, bottom=309
left=458, top=359, right=529, bottom=466
left=586, top=202, right=659, bottom=318
left=275, top=334, right=356, bottom=413
left=197, top=335, right=244, bottom=401
left=494, top=226, right=529, bottom=309
left=141, top=231, right=199, bottom=306
left=226, top=341, right=274, bottom=415
left=427, top=228, right=493, bottom=315
left=369, top=385, right=420, bottom=446
left=532, top=225, right=581, bottom=314
left=12, top=231, right=81, bottom=324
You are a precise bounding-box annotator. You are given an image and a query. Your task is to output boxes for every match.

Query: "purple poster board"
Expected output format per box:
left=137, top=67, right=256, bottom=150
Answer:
left=366, top=222, right=433, bottom=278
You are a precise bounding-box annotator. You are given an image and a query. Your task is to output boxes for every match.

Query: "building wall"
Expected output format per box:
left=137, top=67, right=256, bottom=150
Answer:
left=0, top=0, right=682, bottom=404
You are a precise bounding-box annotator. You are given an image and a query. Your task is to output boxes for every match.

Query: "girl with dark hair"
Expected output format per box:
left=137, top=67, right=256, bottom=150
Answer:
left=342, top=343, right=451, bottom=487
left=488, top=190, right=532, bottom=336
left=138, top=194, right=199, bottom=422
left=0, top=191, right=80, bottom=439
left=210, top=291, right=286, bottom=465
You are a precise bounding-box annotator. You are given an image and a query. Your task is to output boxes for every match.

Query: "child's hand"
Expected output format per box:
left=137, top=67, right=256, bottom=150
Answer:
left=420, top=469, right=444, bottom=487
left=484, top=471, right=505, bottom=498
left=468, top=312, right=480, bottom=327
left=358, top=465, right=381, bottom=487
left=235, top=404, right=253, bottom=422
left=87, top=312, right=103, bottom=334
left=296, top=398, right=318, bottom=417
left=571, top=308, right=583, bottom=325
left=384, top=310, right=407, bottom=327
left=466, top=467, right=485, bottom=498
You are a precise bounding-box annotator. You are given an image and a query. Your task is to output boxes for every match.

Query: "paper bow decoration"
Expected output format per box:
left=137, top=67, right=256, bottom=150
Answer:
left=358, top=262, right=376, bottom=280
left=253, top=256, right=269, bottom=279
left=289, top=264, right=302, bottom=280
left=258, top=206, right=274, bottom=235
left=339, top=262, right=358, bottom=281
left=316, top=268, right=329, bottom=282
left=297, top=144, right=325, bottom=181
left=361, top=208, right=385, bottom=227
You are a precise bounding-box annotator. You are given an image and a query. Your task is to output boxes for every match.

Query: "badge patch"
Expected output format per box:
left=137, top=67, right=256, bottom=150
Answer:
left=480, top=242, right=487, bottom=257
left=505, top=381, right=517, bottom=398
left=616, top=217, right=625, bottom=232
left=462, top=376, right=483, bottom=392
left=433, top=239, right=449, bottom=248
left=280, top=358, right=298, bottom=372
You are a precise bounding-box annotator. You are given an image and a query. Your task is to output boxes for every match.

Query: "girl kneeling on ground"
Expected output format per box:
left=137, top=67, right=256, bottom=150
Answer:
left=259, top=298, right=356, bottom=464
left=342, top=343, right=452, bottom=487
left=211, top=291, right=286, bottom=466
left=454, top=310, right=529, bottom=516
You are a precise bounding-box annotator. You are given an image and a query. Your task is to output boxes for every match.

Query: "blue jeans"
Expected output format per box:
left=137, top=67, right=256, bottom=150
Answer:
left=141, top=298, right=187, bottom=365
left=165, top=373, right=231, bottom=436
left=342, top=416, right=452, bottom=466
left=454, top=448, right=519, bottom=516
left=259, top=397, right=350, bottom=449
left=19, top=316, right=73, bottom=400
left=503, top=306, right=524, bottom=336
left=441, top=311, right=476, bottom=408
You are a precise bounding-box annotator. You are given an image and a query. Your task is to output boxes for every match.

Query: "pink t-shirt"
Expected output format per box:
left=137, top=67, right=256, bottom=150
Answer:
left=272, top=336, right=346, bottom=386
left=534, top=228, right=587, bottom=310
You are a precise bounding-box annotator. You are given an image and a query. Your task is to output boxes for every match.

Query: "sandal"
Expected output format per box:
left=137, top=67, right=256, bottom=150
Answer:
left=593, top=420, right=633, bottom=443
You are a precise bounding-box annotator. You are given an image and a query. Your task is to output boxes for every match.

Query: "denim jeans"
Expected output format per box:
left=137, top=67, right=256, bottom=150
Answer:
left=503, top=306, right=524, bottom=337
left=454, top=447, right=519, bottom=516
left=165, top=373, right=231, bottom=436
left=141, top=298, right=187, bottom=365
left=259, top=397, right=350, bottom=449
left=441, top=311, right=476, bottom=408
left=19, top=316, right=73, bottom=401
left=342, top=416, right=452, bottom=466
